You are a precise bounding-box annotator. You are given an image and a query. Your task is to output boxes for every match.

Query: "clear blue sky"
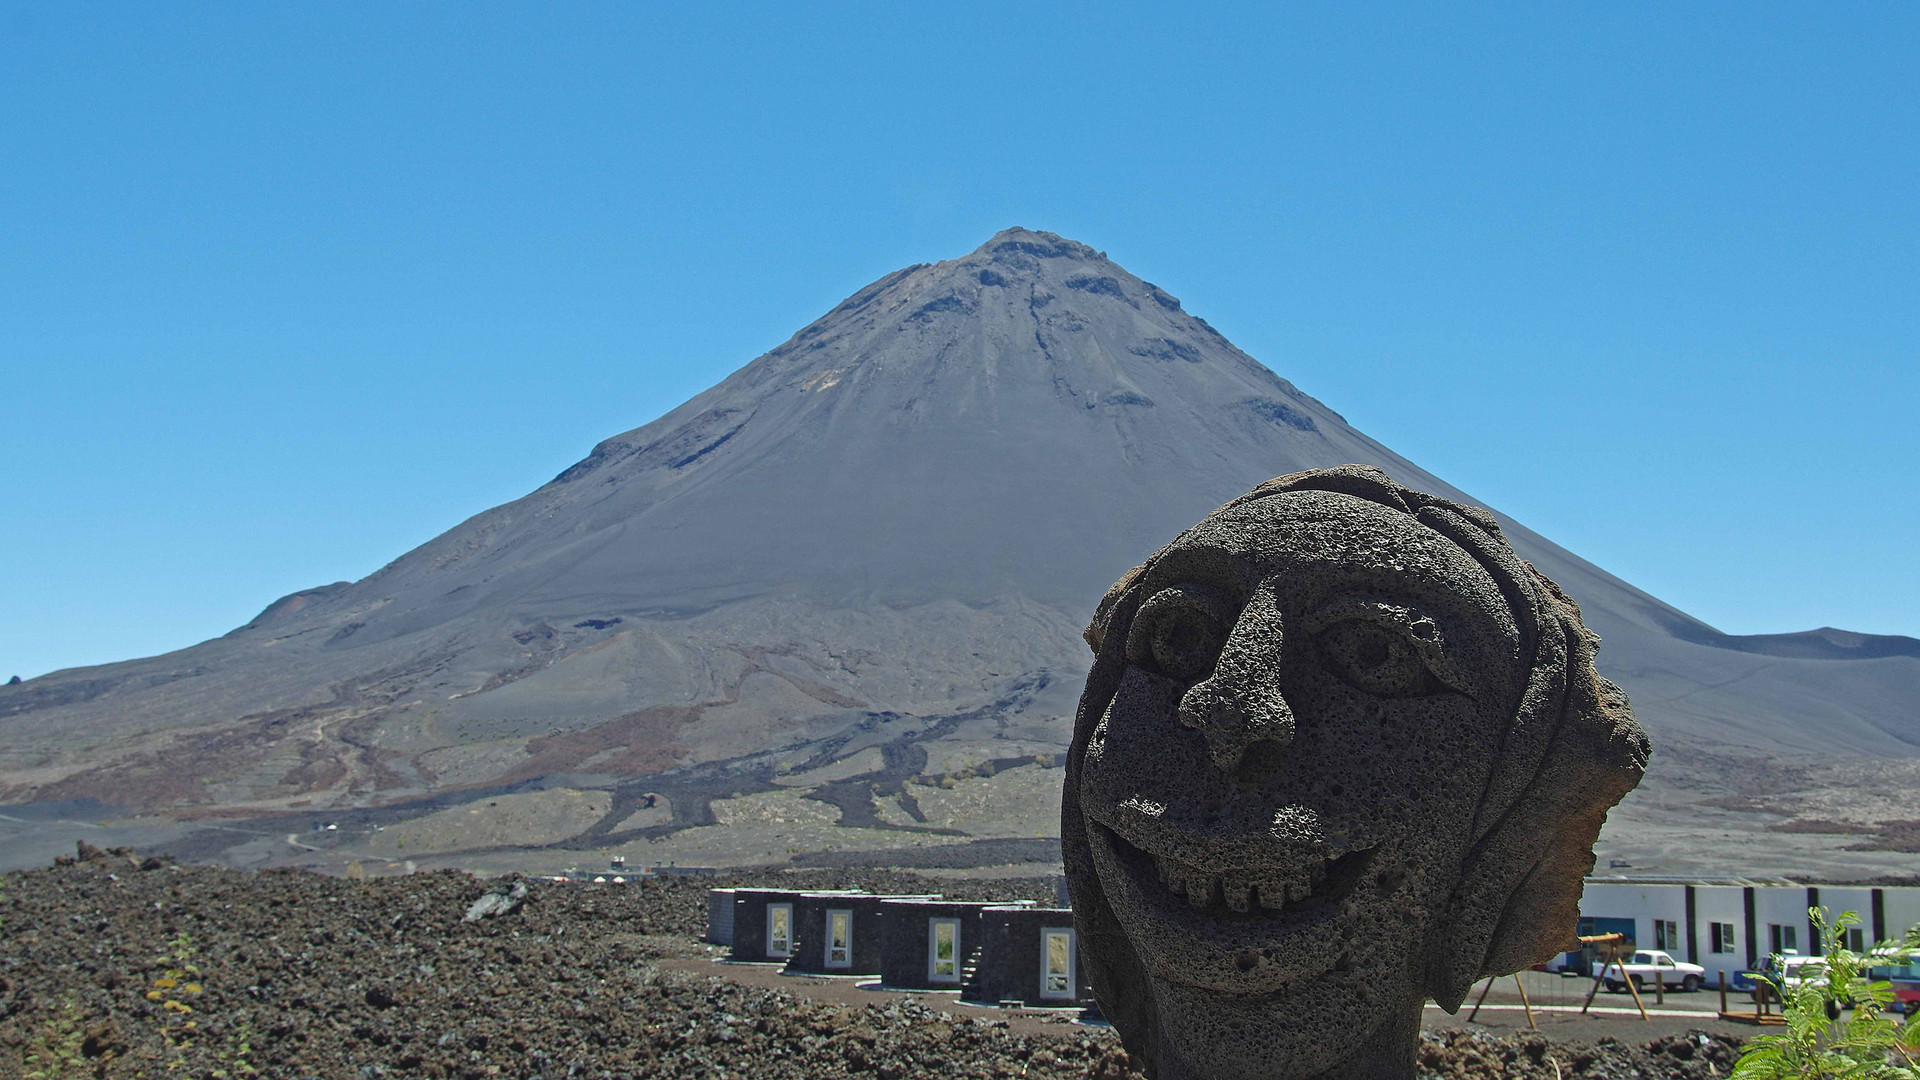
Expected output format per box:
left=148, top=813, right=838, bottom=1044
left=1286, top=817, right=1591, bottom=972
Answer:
left=3, top=3, right=1915, bottom=681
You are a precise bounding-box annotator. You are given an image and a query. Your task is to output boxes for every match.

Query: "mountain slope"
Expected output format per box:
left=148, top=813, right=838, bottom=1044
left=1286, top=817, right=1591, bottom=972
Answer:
left=3, top=228, right=1915, bottom=876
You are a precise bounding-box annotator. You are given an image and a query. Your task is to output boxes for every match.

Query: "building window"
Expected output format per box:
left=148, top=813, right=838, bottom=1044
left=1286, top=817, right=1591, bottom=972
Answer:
left=1846, top=928, right=1866, bottom=953
left=767, top=903, right=793, bottom=959
left=1041, top=928, right=1075, bottom=1000
left=1710, top=922, right=1736, bottom=954
left=1654, top=920, right=1678, bottom=950
left=1770, top=923, right=1799, bottom=956
left=826, top=909, right=853, bottom=969
left=929, top=919, right=960, bottom=983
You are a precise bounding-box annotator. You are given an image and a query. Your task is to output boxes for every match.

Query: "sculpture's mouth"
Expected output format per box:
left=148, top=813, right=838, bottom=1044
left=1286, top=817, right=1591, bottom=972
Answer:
left=1099, top=823, right=1375, bottom=918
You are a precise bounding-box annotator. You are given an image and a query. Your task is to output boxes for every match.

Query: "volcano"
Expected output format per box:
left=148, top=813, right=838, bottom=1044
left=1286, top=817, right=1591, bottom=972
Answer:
left=4, top=228, right=1916, bottom=877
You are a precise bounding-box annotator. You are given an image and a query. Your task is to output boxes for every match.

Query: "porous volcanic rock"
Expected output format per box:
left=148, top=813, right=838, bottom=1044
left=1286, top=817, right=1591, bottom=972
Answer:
left=1066, top=468, right=1648, bottom=1079
left=0, top=856, right=1111, bottom=1079
left=0, top=853, right=1736, bottom=1079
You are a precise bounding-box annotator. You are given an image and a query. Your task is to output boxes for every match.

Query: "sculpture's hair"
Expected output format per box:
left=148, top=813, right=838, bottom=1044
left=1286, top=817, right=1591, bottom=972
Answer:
left=1063, top=465, right=1649, bottom=1065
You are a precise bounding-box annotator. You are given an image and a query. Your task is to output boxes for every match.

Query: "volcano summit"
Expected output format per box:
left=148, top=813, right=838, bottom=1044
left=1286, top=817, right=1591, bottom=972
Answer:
left=3, top=229, right=1916, bottom=877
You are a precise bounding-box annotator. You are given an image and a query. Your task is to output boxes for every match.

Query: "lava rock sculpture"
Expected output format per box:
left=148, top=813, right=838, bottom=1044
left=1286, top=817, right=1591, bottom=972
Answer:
left=1063, top=465, right=1649, bottom=1080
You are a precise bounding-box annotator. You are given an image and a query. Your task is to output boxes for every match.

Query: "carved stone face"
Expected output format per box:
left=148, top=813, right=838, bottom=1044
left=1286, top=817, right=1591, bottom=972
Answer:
left=1077, top=489, right=1528, bottom=1078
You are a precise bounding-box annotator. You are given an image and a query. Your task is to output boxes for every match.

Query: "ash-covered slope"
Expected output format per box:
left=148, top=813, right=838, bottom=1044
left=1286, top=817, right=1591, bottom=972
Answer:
left=3, top=229, right=1915, bottom=873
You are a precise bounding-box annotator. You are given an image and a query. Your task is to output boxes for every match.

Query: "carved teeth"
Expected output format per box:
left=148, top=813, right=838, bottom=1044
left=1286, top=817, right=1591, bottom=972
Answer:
left=1136, top=841, right=1362, bottom=914
left=1185, top=869, right=1216, bottom=909
left=1286, top=874, right=1313, bottom=903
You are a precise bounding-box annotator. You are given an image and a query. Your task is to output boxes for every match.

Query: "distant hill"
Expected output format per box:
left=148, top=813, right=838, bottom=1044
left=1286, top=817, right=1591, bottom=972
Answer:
left=3, top=228, right=1915, bottom=878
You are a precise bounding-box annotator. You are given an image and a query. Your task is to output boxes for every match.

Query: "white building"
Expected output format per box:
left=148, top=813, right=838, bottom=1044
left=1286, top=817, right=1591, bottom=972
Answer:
left=1575, top=877, right=1920, bottom=985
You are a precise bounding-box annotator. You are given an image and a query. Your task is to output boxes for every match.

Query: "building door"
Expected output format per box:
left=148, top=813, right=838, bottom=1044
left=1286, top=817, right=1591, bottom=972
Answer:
left=767, top=903, right=793, bottom=959
left=826, top=909, right=853, bottom=969
left=1041, top=928, right=1075, bottom=1001
left=929, top=918, right=961, bottom=983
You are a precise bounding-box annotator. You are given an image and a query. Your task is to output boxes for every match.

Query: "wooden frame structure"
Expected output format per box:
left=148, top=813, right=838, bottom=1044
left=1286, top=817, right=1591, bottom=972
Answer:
left=1578, top=932, right=1650, bottom=1021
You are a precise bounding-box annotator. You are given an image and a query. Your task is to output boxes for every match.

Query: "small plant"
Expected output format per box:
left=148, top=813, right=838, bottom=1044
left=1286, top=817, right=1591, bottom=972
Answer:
left=206, top=1019, right=260, bottom=1077
left=22, top=994, right=88, bottom=1079
left=133, top=927, right=257, bottom=1074
left=157, top=932, right=199, bottom=972
left=1733, top=909, right=1920, bottom=1079
left=145, top=932, right=206, bottom=1071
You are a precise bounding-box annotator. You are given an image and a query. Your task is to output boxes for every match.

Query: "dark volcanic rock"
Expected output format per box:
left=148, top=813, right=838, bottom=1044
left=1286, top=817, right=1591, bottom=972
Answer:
left=0, top=858, right=1738, bottom=1079
left=1066, top=468, right=1648, bottom=1079
left=0, top=858, right=1121, bottom=1079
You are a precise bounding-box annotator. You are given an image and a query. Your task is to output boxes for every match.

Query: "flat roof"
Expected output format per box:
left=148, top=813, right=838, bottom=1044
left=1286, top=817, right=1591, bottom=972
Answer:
left=1586, top=876, right=1848, bottom=888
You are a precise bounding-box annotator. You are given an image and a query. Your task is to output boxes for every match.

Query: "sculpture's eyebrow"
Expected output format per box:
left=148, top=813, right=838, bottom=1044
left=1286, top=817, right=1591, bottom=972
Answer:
left=1302, top=595, right=1474, bottom=693
left=1301, top=594, right=1448, bottom=634
left=1143, top=543, right=1259, bottom=593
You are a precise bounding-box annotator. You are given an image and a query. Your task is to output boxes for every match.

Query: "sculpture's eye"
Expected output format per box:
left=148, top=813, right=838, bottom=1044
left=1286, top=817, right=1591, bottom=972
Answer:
left=1126, top=586, right=1233, bottom=684
left=1315, top=617, right=1448, bottom=698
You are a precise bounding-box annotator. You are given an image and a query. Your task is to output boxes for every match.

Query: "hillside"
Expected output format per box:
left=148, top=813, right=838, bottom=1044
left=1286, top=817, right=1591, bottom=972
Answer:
left=3, top=228, right=1915, bottom=878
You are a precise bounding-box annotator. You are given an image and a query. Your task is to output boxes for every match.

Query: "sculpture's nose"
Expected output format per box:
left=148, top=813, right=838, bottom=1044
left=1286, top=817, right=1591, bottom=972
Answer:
left=1177, top=588, right=1295, bottom=770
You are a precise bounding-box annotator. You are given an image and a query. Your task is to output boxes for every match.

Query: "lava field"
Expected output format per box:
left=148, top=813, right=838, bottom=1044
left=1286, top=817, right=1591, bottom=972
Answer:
left=0, top=845, right=1742, bottom=1079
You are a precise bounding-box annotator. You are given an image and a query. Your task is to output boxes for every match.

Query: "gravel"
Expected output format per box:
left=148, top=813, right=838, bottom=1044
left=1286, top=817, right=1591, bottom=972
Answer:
left=0, top=845, right=1742, bottom=1078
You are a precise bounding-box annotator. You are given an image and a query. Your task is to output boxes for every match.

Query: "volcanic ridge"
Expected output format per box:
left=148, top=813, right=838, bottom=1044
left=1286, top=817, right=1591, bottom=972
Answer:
left=3, top=228, right=1916, bottom=879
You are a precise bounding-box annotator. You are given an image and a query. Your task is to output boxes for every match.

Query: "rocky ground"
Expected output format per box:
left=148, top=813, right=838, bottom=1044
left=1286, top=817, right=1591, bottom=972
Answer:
left=1, top=845, right=1745, bottom=1079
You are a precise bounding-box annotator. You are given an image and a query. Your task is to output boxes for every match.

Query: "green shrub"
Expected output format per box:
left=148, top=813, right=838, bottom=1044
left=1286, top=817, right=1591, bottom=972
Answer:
left=1734, top=909, right=1920, bottom=1079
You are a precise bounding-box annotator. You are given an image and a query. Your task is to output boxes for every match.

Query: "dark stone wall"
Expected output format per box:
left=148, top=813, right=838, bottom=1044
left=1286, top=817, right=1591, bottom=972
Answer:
left=875, top=900, right=1007, bottom=990
left=784, top=894, right=904, bottom=975
left=706, top=889, right=734, bottom=945
left=726, top=889, right=806, bottom=962
left=722, top=889, right=1082, bottom=1003
left=962, top=907, right=1093, bottom=1007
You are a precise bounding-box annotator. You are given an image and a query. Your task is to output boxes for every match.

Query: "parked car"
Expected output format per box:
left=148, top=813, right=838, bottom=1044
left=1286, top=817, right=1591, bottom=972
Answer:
left=1747, top=954, right=1848, bottom=1018
left=1601, top=950, right=1708, bottom=992
left=1748, top=954, right=1827, bottom=994
left=1748, top=951, right=1920, bottom=1018
left=1866, top=956, right=1920, bottom=1015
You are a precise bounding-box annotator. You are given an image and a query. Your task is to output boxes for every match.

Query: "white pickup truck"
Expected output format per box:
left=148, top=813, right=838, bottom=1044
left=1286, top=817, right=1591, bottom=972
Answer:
left=1602, top=950, right=1708, bottom=992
